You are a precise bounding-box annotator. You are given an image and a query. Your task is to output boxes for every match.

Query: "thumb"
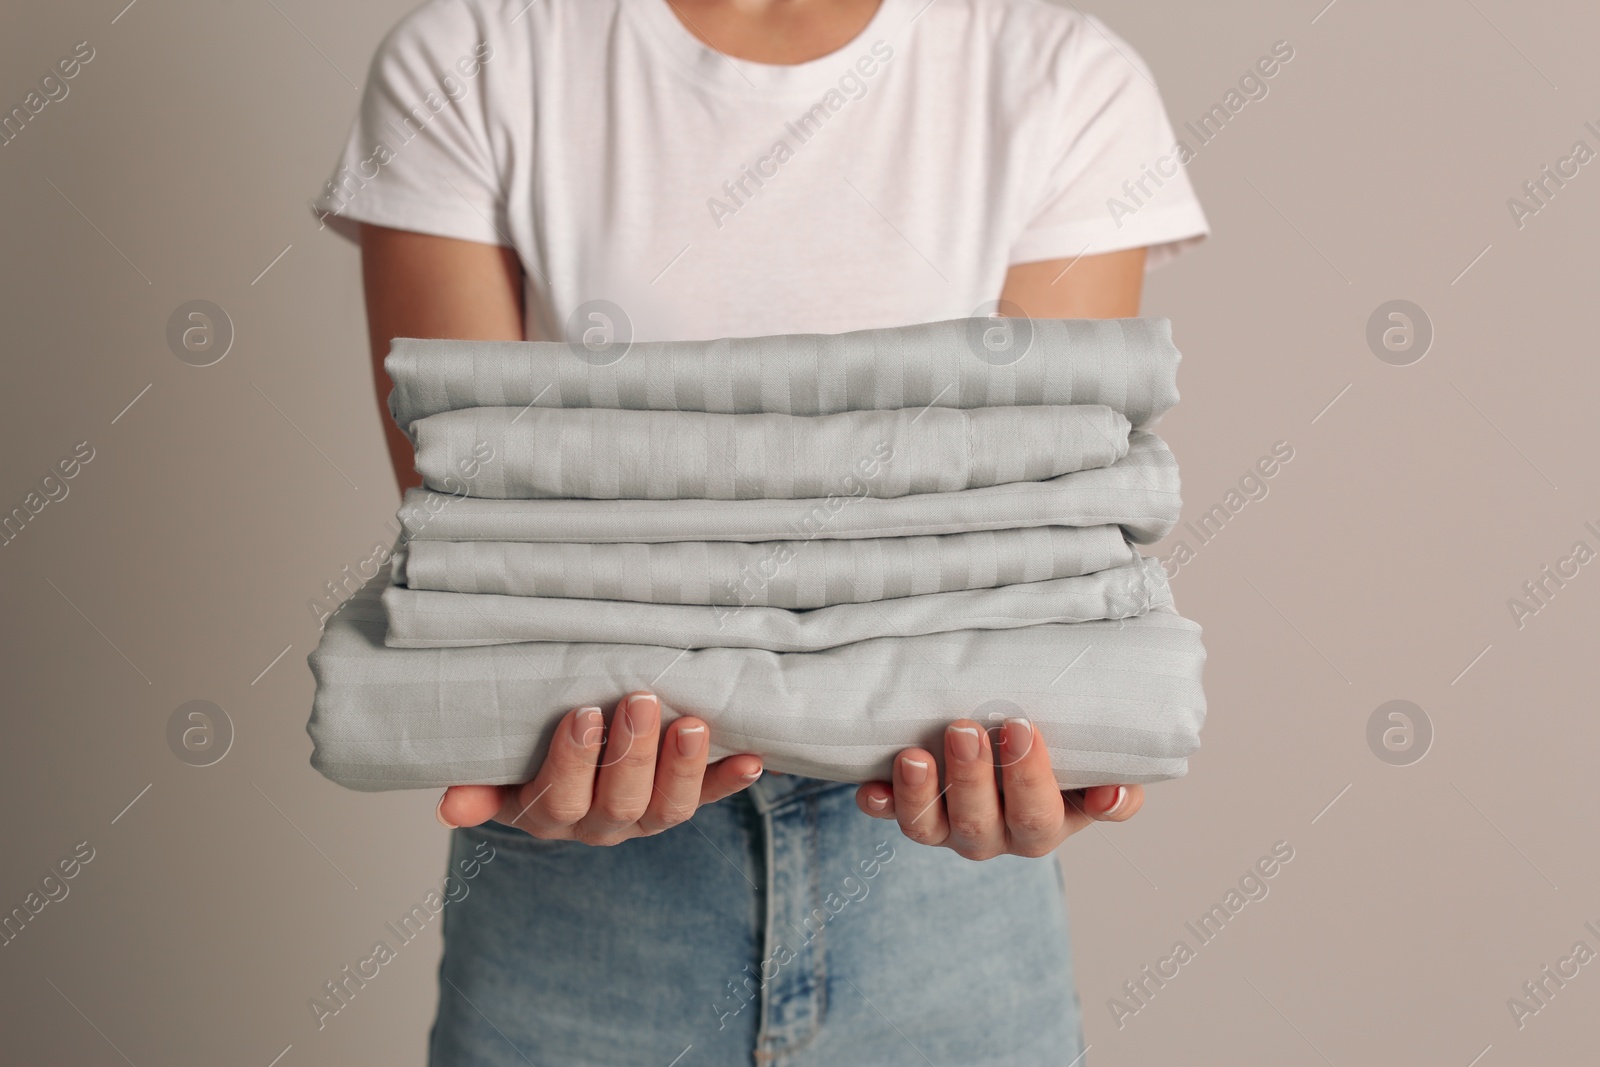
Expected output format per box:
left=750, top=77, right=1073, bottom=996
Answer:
left=436, top=784, right=508, bottom=828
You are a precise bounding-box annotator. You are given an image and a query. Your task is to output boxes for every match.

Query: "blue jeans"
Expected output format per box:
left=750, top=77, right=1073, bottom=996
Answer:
left=428, top=774, right=1085, bottom=1065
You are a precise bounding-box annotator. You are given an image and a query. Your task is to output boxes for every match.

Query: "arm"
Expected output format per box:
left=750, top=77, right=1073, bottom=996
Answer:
left=360, top=223, right=526, bottom=494
left=998, top=245, right=1146, bottom=319
left=359, top=223, right=763, bottom=840
left=855, top=247, right=1151, bottom=859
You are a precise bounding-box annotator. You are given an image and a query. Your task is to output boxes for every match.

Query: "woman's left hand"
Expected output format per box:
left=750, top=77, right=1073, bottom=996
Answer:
left=855, top=718, right=1142, bottom=859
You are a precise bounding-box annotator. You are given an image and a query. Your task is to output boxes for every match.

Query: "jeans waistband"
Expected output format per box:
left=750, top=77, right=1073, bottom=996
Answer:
left=744, top=772, right=854, bottom=814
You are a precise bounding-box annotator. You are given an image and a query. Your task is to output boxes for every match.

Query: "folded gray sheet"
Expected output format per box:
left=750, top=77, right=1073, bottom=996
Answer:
left=305, top=318, right=1206, bottom=794
left=400, top=430, right=1179, bottom=545
left=386, top=317, right=1182, bottom=434
left=412, top=403, right=1131, bottom=500
left=391, top=525, right=1138, bottom=607
left=381, top=556, right=1168, bottom=650
left=307, top=574, right=1207, bottom=791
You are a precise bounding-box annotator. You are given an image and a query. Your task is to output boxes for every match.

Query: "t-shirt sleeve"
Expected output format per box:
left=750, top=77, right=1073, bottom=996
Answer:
left=309, top=0, right=507, bottom=246
left=1009, top=14, right=1209, bottom=271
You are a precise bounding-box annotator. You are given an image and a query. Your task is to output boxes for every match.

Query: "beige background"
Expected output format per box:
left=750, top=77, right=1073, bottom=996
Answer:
left=2, top=0, right=1597, bottom=1063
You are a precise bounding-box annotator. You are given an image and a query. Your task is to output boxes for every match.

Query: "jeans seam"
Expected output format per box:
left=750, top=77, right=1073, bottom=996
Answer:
left=755, top=803, right=779, bottom=1059
left=806, top=795, right=829, bottom=1037
left=758, top=800, right=830, bottom=1062
left=755, top=797, right=836, bottom=1063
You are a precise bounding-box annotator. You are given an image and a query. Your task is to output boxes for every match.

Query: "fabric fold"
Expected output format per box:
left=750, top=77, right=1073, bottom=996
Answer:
left=412, top=403, right=1131, bottom=500
left=400, top=430, right=1179, bottom=545
left=308, top=574, right=1207, bottom=791
left=381, top=556, right=1169, bottom=651
left=386, top=316, right=1182, bottom=433
left=391, top=524, right=1138, bottom=607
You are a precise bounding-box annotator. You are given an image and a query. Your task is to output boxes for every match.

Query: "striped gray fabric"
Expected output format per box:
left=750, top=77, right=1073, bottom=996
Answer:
left=381, top=556, right=1169, bottom=651
left=399, top=430, right=1179, bottom=545
left=303, top=318, right=1208, bottom=793
left=386, top=317, right=1182, bottom=433
left=412, top=404, right=1131, bottom=500
left=391, top=525, right=1137, bottom=607
left=307, top=575, right=1206, bottom=791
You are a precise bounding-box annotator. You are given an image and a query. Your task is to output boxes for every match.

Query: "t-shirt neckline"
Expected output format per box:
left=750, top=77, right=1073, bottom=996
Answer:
left=628, top=0, right=913, bottom=98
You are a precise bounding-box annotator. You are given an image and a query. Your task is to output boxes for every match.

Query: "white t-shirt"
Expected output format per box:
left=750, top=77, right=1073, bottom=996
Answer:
left=312, top=0, right=1208, bottom=343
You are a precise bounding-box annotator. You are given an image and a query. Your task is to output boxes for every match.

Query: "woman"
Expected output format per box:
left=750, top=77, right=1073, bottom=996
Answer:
left=313, top=0, right=1207, bottom=1062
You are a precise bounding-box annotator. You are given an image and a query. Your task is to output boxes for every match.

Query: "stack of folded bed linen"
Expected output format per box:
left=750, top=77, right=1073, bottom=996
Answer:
left=306, top=318, right=1206, bottom=792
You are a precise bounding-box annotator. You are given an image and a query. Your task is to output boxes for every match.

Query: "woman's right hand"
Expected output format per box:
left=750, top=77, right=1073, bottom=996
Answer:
left=434, top=691, right=763, bottom=845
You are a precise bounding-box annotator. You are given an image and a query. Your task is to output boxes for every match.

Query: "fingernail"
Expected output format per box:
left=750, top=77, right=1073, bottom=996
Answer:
left=676, top=722, right=706, bottom=757
left=1104, top=785, right=1129, bottom=816
left=900, top=755, right=929, bottom=786
left=435, top=793, right=456, bottom=828
left=571, top=706, right=604, bottom=748
left=1006, top=717, right=1032, bottom=753
left=741, top=766, right=763, bottom=782
left=866, top=795, right=890, bottom=813
left=948, top=725, right=981, bottom=762
left=624, top=692, right=658, bottom=733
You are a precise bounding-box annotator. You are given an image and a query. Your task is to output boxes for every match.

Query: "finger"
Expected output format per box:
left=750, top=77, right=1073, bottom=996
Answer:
left=892, top=748, right=947, bottom=847
left=856, top=782, right=895, bottom=820
left=1084, top=784, right=1143, bottom=823
left=699, top=754, right=764, bottom=806
left=506, top=705, right=606, bottom=835
left=577, top=691, right=661, bottom=843
left=996, top=717, right=1067, bottom=857
left=637, top=717, right=711, bottom=835
left=437, top=784, right=508, bottom=829
left=942, top=720, right=1006, bottom=860
left=1061, top=784, right=1143, bottom=838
